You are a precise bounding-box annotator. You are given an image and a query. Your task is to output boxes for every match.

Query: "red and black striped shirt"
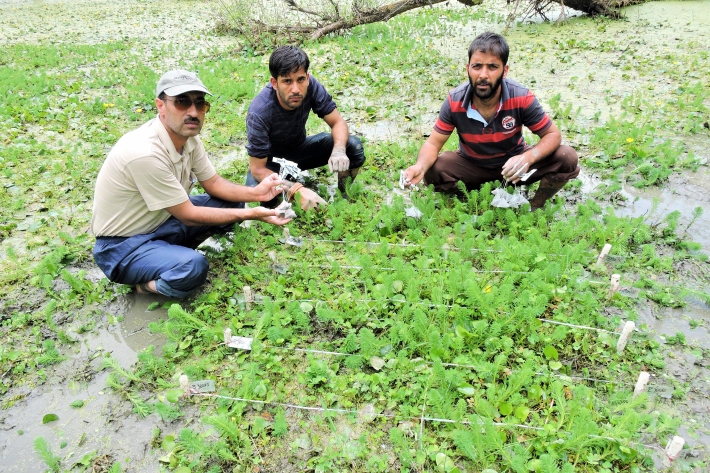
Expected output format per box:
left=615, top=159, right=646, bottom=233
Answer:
left=434, top=78, right=552, bottom=166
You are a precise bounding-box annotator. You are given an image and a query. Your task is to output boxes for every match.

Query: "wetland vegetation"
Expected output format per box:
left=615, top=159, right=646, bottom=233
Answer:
left=0, top=0, right=709, bottom=472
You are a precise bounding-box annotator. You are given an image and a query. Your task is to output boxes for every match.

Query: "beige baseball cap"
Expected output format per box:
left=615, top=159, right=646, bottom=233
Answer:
left=156, top=70, right=211, bottom=97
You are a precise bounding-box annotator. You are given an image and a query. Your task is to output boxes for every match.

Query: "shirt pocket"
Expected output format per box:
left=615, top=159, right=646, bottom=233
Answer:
left=182, top=171, right=197, bottom=194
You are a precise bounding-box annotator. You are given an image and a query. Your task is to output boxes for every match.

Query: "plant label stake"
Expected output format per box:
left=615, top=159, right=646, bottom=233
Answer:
left=227, top=336, right=253, bottom=350
left=665, top=435, right=685, bottom=460
left=399, top=170, right=417, bottom=190
left=633, top=371, right=650, bottom=397
left=596, top=244, right=612, bottom=266
left=616, top=321, right=635, bottom=353
left=609, top=274, right=621, bottom=298
left=405, top=205, right=423, bottom=219
left=189, top=379, right=216, bottom=393
left=280, top=227, right=303, bottom=247
left=243, top=286, right=253, bottom=310
left=224, top=327, right=232, bottom=345
left=180, top=374, right=190, bottom=396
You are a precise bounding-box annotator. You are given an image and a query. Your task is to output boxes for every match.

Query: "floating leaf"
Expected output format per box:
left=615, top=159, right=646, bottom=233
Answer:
left=42, top=414, right=59, bottom=424
left=370, top=356, right=385, bottom=371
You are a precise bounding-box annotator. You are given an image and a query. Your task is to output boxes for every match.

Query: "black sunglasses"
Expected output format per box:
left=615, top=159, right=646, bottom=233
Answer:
left=164, top=96, right=211, bottom=113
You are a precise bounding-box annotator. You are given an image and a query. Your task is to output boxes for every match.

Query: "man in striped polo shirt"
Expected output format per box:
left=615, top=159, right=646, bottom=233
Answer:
left=403, top=32, right=579, bottom=210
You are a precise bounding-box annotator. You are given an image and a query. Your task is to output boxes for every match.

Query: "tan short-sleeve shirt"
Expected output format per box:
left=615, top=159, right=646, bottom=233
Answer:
left=91, top=118, right=216, bottom=237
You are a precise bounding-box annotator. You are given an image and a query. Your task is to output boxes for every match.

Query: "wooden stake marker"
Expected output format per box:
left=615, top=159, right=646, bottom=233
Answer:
left=223, top=327, right=232, bottom=345
left=596, top=243, right=612, bottom=266
left=616, top=321, right=635, bottom=353
left=633, top=371, right=650, bottom=397
left=244, top=286, right=253, bottom=310
left=179, top=374, right=190, bottom=396
left=665, top=435, right=685, bottom=460
left=609, top=274, right=621, bottom=298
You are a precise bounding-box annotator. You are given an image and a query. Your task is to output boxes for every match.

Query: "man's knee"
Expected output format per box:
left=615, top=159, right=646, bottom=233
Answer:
left=160, top=251, right=210, bottom=293
left=555, top=145, right=579, bottom=169
left=346, top=135, right=366, bottom=168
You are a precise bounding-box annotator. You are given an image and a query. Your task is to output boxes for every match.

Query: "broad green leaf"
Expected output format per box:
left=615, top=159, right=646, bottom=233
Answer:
left=174, top=467, right=191, bottom=473
left=527, top=386, right=542, bottom=402
left=457, top=385, right=475, bottom=396
left=370, top=356, right=385, bottom=371
left=435, top=452, right=454, bottom=471
left=455, top=326, right=471, bottom=338
left=300, top=302, right=314, bottom=313
left=166, top=388, right=184, bottom=403
left=543, top=345, right=559, bottom=360
left=42, top=414, right=59, bottom=424
left=498, top=402, right=513, bottom=416
left=253, top=381, right=268, bottom=397
left=549, top=361, right=563, bottom=371
left=161, top=435, right=175, bottom=451
left=392, top=280, right=404, bottom=292
left=514, top=406, right=530, bottom=422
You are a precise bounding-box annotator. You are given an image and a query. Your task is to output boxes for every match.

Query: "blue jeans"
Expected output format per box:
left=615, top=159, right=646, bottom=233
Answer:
left=245, top=132, right=366, bottom=186
left=93, top=194, right=243, bottom=299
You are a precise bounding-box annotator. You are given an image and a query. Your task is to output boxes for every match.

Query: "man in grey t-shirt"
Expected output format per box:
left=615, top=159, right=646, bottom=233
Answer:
left=92, top=70, right=290, bottom=298
left=245, top=46, right=366, bottom=208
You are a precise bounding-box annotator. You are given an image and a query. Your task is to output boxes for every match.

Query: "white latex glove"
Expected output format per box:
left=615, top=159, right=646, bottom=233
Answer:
left=328, top=151, right=350, bottom=173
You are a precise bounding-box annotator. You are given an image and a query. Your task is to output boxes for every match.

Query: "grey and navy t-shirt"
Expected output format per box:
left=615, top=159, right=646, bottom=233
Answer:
left=434, top=78, right=552, bottom=167
left=246, top=76, right=337, bottom=158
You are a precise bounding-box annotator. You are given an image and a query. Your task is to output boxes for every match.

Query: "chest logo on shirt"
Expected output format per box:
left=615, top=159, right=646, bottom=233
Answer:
left=502, top=116, right=516, bottom=130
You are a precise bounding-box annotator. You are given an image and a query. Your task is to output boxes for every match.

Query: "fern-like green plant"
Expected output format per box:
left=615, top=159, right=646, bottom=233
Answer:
left=36, top=340, right=66, bottom=366
left=204, top=415, right=246, bottom=447
left=128, top=392, right=152, bottom=418
left=108, top=461, right=123, bottom=473
left=33, top=436, right=61, bottom=472
left=273, top=408, right=288, bottom=437
left=101, top=356, right=140, bottom=382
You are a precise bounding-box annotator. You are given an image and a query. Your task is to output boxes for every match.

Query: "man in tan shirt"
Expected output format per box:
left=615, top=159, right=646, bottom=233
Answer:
left=92, top=70, right=290, bottom=298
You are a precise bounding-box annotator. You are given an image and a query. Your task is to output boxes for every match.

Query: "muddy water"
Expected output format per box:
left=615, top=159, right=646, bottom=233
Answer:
left=579, top=166, right=710, bottom=255
left=0, top=290, right=168, bottom=470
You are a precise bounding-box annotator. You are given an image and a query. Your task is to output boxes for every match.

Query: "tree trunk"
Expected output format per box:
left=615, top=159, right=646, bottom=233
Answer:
left=555, top=0, right=645, bottom=15
left=282, top=0, right=484, bottom=40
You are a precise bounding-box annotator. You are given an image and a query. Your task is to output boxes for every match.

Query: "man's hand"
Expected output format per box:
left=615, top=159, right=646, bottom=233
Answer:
left=402, top=164, right=426, bottom=187
left=501, top=154, right=533, bottom=184
left=251, top=206, right=292, bottom=226
left=328, top=150, right=350, bottom=173
left=253, top=173, right=284, bottom=201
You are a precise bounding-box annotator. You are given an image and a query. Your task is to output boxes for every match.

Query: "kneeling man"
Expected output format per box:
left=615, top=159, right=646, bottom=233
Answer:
left=403, top=32, right=579, bottom=209
left=92, top=70, right=290, bottom=298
